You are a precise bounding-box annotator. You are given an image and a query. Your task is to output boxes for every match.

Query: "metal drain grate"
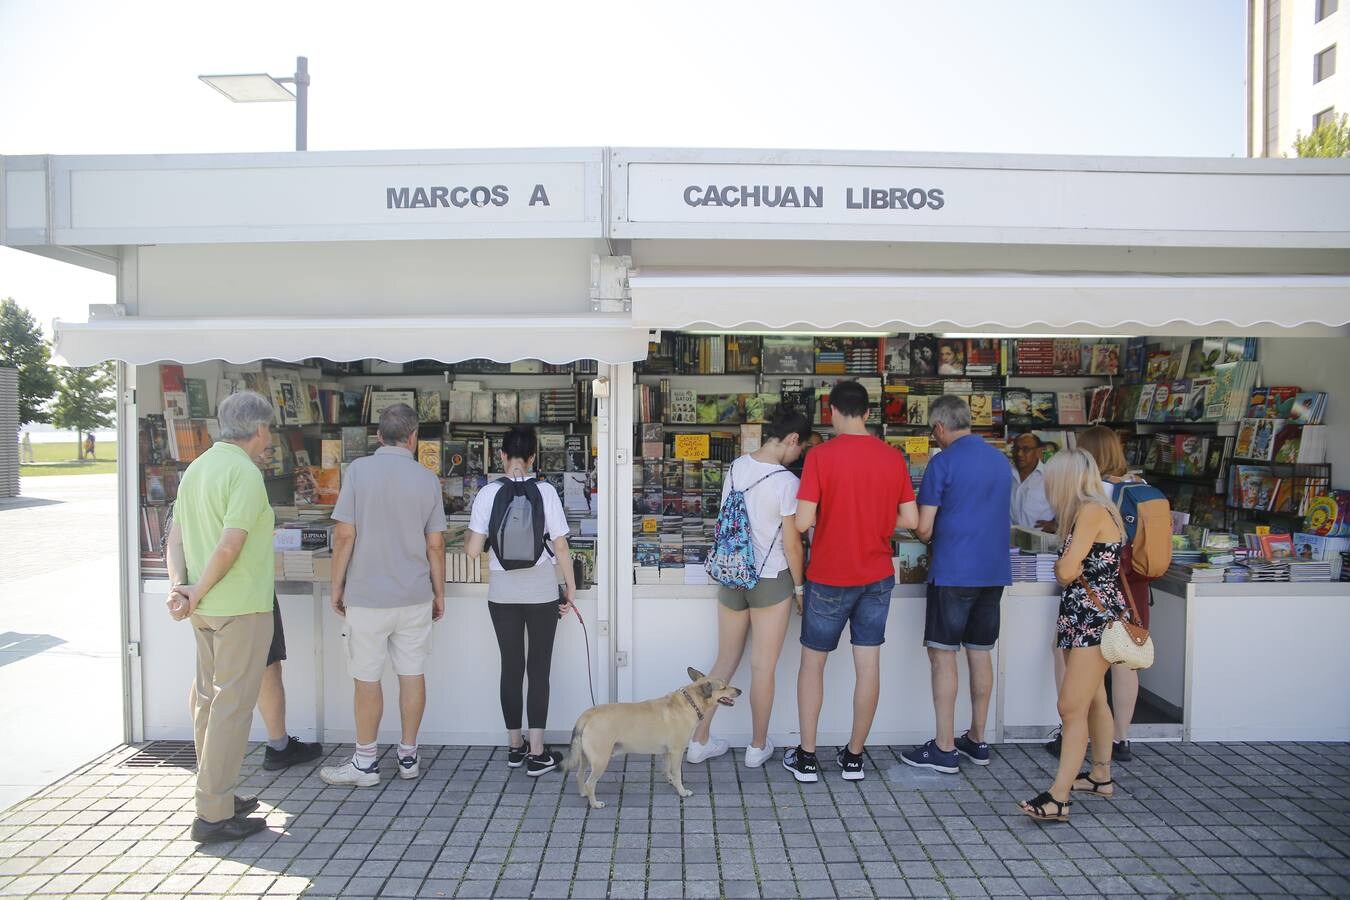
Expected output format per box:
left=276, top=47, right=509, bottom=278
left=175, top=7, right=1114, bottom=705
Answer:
left=121, top=740, right=197, bottom=769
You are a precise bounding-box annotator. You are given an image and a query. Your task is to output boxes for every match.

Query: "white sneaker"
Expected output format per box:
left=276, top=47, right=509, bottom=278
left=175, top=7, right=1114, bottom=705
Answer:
left=686, top=737, right=730, bottom=764
left=743, top=739, right=775, bottom=768
left=319, top=759, right=380, bottom=787
left=397, top=755, right=419, bottom=780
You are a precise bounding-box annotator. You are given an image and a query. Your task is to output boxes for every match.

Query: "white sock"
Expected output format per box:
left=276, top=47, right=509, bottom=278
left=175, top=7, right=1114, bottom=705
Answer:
left=353, top=741, right=377, bottom=769
left=398, top=742, right=417, bottom=760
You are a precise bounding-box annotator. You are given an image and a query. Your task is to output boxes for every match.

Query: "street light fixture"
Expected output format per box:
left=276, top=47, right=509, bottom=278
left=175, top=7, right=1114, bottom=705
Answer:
left=198, top=56, right=310, bottom=151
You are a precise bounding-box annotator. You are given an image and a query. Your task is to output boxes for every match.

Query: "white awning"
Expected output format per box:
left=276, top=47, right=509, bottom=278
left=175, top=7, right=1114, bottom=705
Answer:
left=53, top=314, right=653, bottom=367
left=629, top=271, right=1350, bottom=336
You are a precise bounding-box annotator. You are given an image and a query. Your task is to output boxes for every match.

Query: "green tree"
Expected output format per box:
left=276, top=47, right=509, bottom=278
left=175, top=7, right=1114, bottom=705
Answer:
left=1293, top=113, right=1350, bottom=157
left=52, top=361, right=116, bottom=460
left=0, top=297, right=58, bottom=424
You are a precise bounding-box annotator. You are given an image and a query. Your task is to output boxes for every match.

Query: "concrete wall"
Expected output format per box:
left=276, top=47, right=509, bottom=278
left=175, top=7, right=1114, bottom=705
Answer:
left=1258, top=336, right=1350, bottom=480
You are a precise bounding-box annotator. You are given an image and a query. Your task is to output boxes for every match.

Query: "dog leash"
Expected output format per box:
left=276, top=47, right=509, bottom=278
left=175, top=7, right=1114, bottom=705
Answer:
left=568, top=604, right=598, bottom=708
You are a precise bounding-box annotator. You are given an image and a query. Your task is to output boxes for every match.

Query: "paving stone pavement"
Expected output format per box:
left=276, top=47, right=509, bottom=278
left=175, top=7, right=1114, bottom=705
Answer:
left=0, top=740, right=1346, bottom=898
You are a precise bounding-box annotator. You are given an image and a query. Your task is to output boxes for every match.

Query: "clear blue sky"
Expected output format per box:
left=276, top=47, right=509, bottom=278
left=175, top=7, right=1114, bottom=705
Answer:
left=0, top=0, right=1248, bottom=331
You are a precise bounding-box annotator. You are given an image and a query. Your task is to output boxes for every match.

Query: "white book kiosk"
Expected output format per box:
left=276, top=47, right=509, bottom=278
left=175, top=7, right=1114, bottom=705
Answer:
left=4, top=147, right=1349, bottom=747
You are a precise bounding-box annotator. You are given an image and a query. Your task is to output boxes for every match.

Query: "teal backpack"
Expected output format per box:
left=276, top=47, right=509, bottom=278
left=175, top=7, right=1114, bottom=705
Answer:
left=704, top=465, right=788, bottom=589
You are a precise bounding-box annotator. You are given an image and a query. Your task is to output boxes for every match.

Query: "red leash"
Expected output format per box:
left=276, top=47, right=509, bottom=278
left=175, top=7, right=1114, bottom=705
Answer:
left=569, top=605, right=598, bottom=708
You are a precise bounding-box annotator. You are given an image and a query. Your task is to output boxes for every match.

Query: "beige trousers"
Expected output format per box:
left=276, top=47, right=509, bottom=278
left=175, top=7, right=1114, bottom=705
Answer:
left=192, top=610, right=273, bottom=823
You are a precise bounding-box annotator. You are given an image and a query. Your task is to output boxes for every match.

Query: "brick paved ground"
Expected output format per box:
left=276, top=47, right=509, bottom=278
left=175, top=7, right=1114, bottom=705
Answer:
left=0, top=740, right=1346, bottom=898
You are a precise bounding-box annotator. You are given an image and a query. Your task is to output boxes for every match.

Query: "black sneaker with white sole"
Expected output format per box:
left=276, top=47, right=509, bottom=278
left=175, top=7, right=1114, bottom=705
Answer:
left=526, top=749, right=563, bottom=777
left=507, top=744, right=528, bottom=769
left=836, top=747, right=865, bottom=781
left=782, top=746, right=819, bottom=783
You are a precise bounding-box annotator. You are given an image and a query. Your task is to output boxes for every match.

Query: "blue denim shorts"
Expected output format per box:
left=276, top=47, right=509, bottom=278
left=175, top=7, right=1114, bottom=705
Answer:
left=799, top=576, right=895, bottom=652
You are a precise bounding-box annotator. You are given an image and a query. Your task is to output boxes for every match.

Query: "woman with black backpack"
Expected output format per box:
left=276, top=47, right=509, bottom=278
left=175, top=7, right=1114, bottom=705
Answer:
left=466, top=426, right=576, bottom=776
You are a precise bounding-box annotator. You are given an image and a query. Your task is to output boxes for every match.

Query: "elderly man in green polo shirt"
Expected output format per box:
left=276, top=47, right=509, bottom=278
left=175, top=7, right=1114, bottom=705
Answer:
left=166, top=390, right=277, bottom=844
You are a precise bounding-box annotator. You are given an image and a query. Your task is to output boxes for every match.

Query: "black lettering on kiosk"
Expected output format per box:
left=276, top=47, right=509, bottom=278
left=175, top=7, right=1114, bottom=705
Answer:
left=491, top=185, right=510, bottom=206
left=906, top=188, right=928, bottom=210
left=927, top=188, right=945, bottom=210
left=451, top=186, right=469, bottom=208
left=410, top=187, right=432, bottom=208
left=529, top=184, right=550, bottom=206
left=387, top=187, right=410, bottom=209
left=431, top=186, right=450, bottom=208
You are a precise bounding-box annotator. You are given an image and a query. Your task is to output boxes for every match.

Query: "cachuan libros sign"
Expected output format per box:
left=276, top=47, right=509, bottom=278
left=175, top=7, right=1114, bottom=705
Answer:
left=682, top=183, right=944, bottom=210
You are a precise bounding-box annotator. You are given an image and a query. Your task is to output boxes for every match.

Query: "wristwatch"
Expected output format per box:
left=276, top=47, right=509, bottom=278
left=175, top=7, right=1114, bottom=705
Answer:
left=793, top=584, right=805, bottom=595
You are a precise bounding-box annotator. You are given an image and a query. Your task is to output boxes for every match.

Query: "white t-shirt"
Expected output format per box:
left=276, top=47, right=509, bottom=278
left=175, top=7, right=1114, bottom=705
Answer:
left=719, top=454, right=799, bottom=578
left=468, top=476, right=570, bottom=571
left=1011, top=462, right=1055, bottom=529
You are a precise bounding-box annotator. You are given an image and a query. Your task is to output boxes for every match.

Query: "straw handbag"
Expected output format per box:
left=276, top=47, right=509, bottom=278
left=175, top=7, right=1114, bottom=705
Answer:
left=1078, top=570, right=1154, bottom=670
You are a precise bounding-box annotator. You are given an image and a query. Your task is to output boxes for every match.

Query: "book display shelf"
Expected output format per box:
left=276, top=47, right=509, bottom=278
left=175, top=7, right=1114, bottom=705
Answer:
left=137, top=357, right=601, bottom=589
left=630, top=331, right=1129, bottom=587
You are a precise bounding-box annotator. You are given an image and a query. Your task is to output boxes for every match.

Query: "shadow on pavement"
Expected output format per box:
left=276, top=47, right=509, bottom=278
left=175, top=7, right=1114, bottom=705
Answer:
left=0, top=631, right=68, bottom=667
left=0, top=497, right=64, bottom=511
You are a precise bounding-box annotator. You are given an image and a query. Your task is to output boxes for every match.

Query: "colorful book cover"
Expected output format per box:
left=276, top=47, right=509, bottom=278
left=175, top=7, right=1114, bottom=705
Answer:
left=1003, top=389, right=1033, bottom=426
left=1134, top=384, right=1157, bottom=421
left=341, top=426, right=367, bottom=462
left=1289, top=391, right=1324, bottom=425
left=1184, top=377, right=1213, bottom=422
left=964, top=339, right=1000, bottom=375
left=696, top=395, right=719, bottom=424
left=894, top=541, right=930, bottom=585
left=1272, top=424, right=1303, bottom=463
left=518, top=391, right=541, bottom=424
left=908, top=334, right=938, bottom=376
left=1149, top=383, right=1171, bottom=423
left=906, top=394, right=930, bottom=427
left=1057, top=391, right=1086, bottom=425
left=1265, top=386, right=1300, bottom=419
left=882, top=385, right=908, bottom=424
left=968, top=393, right=995, bottom=427
left=320, top=439, right=343, bottom=469
left=761, top=336, right=815, bottom=374
left=1029, top=392, right=1057, bottom=426
left=1144, top=350, right=1173, bottom=383
left=184, top=378, right=211, bottom=418
left=417, top=439, right=442, bottom=474
left=442, top=440, right=468, bottom=477
left=315, top=467, right=341, bottom=505
left=494, top=391, right=518, bottom=424
left=1122, top=337, right=1148, bottom=382
left=369, top=390, right=416, bottom=424
left=934, top=339, right=965, bottom=375
left=1053, top=339, right=1084, bottom=375
left=813, top=337, right=848, bottom=375
left=416, top=390, right=443, bottom=423
left=1088, top=343, right=1120, bottom=376
left=1165, top=380, right=1191, bottom=422
left=1208, top=362, right=1240, bottom=420
left=1258, top=532, right=1295, bottom=560
left=884, top=337, right=911, bottom=375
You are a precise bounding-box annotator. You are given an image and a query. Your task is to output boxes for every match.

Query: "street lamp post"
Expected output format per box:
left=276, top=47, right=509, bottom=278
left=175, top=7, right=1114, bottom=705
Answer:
left=199, top=56, right=310, bottom=151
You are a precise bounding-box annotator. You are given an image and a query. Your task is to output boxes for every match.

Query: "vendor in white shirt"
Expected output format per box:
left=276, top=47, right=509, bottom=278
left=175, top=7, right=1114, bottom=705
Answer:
left=1010, top=432, right=1056, bottom=532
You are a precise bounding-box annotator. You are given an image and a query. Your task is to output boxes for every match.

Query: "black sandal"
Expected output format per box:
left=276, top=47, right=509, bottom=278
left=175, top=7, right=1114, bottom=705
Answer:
left=1019, top=790, right=1071, bottom=823
left=1071, top=771, right=1115, bottom=797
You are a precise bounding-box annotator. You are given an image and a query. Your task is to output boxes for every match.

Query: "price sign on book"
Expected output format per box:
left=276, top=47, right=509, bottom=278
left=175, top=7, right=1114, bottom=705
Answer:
left=673, top=434, right=711, bottom=460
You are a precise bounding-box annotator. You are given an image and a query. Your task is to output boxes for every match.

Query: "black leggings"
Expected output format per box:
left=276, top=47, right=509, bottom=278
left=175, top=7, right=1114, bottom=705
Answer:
left=488, top=601, right=559, bottom=730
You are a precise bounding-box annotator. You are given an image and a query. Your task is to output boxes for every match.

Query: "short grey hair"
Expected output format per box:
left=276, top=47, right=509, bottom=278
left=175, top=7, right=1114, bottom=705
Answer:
left=217, top=390, right=275, bottom=440
left=928, top=394, right=971, bottom=432
left=378, top=403, right=418, bottom=444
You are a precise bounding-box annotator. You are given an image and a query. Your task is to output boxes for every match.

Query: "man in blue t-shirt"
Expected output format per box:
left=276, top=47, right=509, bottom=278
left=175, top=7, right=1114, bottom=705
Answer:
left=903, top=395, right=1014, bottom=774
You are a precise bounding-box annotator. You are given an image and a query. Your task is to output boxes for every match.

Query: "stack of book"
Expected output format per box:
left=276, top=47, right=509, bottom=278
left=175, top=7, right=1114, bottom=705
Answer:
left=277, top=549, right=331, bottom=581
left=1009, top=550, right=1057, bottom=582
left=1166, top=561, right=1227, bottom=583
left=1289, top=560, right=1333, bottom=582
left=1235, top=558, right=1290, bottom=582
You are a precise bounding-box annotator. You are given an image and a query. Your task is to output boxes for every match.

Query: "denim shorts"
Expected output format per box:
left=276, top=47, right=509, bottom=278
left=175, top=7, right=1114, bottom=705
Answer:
left=800, top=576, right=895, bottom=652
left=924, top=585, right=1004, bottom=651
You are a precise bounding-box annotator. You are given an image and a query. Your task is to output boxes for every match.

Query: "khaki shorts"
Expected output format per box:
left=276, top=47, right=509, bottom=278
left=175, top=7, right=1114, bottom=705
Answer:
left=343, top=603, right=433, bottom=681
left=718, top=568, right=795, bottom=612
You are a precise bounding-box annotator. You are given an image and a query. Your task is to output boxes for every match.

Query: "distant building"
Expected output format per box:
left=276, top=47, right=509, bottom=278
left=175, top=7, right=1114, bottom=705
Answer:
left=1249, top=0, right=1350, bottom=156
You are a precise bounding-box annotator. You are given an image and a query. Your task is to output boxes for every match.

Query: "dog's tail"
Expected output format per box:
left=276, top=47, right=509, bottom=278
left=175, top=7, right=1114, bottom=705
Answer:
left=562, top=720, right=584, bottom=774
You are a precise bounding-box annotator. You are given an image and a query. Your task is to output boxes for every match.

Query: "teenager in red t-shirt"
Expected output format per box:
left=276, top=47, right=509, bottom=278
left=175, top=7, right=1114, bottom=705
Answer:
left=783, top=381, right=918, bottom=784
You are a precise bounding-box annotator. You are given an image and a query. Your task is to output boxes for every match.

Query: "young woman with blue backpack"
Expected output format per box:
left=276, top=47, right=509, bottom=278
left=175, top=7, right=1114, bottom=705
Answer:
left=687, top=409, right=813, bottom=769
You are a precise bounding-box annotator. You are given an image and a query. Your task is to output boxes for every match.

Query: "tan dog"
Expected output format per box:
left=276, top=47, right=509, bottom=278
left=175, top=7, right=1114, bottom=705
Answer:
left=563, top=667, right=742, bottom=809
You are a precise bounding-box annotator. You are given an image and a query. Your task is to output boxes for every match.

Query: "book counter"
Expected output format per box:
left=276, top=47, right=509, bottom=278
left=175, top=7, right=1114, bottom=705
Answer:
left=5, top=145, right=1348, bottom=747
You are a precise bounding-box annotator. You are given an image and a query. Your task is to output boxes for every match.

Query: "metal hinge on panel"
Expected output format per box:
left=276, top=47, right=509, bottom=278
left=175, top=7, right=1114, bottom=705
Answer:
left=121, top=389, right=136, bottom=407
left=590, top=254, right=631, bottom=312
left=127, top=642, right=140, bottom=658
left=615, top=650, right=630, bottom=668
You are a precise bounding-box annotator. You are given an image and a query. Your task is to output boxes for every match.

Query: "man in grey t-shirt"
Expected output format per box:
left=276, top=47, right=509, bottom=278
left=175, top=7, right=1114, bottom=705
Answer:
left=320, top=403, right=446, bottom=787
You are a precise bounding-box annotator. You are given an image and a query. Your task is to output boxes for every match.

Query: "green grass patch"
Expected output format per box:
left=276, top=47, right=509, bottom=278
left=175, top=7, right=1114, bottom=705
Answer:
left=20, top=441, right=119, bottom=476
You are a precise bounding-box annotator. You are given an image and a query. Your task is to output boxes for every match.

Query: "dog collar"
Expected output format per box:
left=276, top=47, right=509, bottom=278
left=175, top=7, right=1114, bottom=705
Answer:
left=679, top=688, right=704, bottom=721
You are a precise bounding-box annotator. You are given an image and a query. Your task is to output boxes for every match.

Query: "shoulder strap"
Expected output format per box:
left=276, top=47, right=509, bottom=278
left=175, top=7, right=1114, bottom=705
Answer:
left=743, top=467, right=789, bottom=492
